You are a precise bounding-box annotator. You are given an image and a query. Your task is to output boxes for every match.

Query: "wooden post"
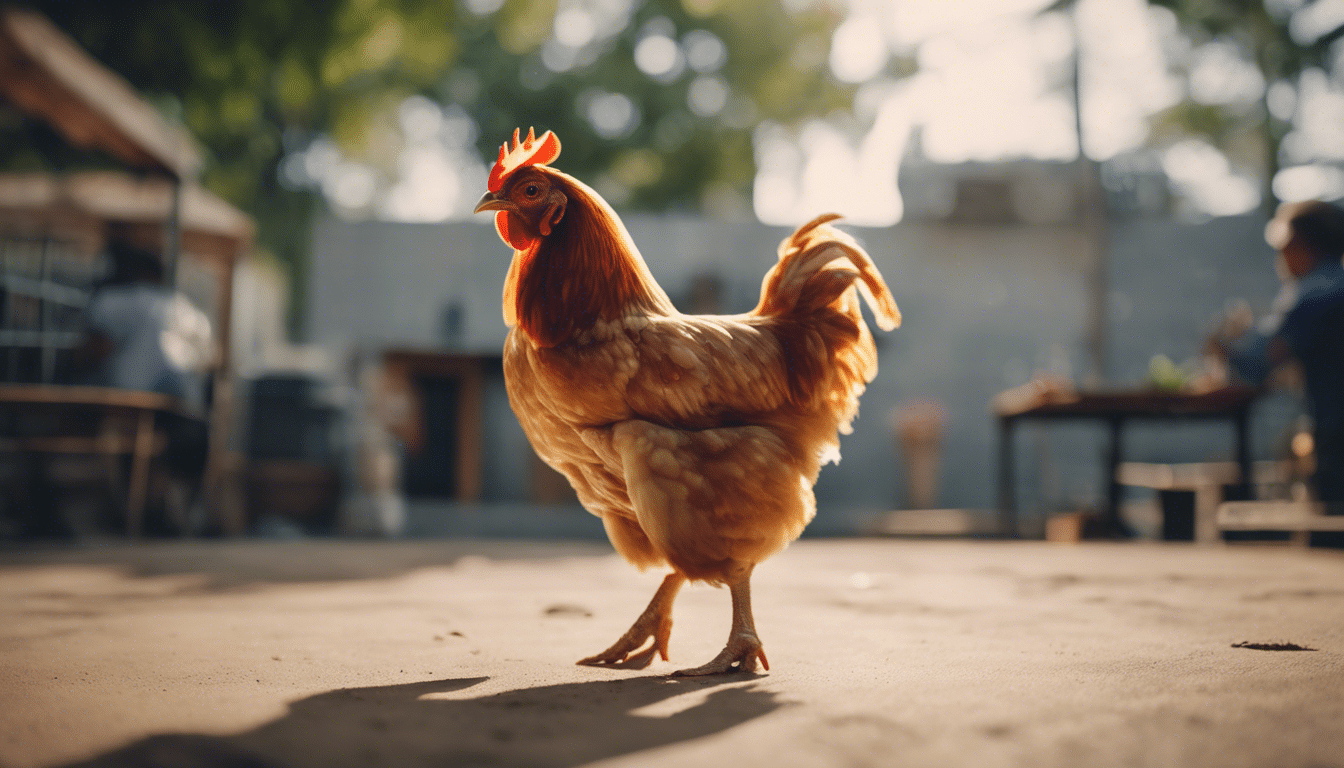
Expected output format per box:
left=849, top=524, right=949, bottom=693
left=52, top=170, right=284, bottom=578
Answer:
left=162, top=176, right=183, bottom=287
left=203, top=244, right=242, bottom=534
left=456, top=359, right=484, bottom=502
left=126, top=407, right=155, bottom=536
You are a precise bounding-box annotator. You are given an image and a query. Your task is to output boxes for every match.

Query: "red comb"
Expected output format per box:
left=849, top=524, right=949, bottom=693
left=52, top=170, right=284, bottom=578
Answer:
left=487, top=128, right=562, bottom=193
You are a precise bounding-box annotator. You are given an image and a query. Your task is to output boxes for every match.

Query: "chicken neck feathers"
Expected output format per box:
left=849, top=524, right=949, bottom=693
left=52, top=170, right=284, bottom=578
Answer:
left=503, top=169, right=673, bottom=349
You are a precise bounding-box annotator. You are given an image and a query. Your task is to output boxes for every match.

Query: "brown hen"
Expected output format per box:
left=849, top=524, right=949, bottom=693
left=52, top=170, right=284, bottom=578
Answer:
left=475, top=129, right=900, bottom=674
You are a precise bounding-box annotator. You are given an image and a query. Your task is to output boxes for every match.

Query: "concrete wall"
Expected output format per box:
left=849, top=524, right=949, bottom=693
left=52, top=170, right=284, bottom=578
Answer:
left=306, top=212, right=1294, bottom=523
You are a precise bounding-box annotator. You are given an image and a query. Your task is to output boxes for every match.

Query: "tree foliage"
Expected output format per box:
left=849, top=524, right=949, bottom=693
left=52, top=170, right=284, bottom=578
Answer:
left=5, top=0, right=854, bottom=290
left=1145, top=0, right=1343, bottom=205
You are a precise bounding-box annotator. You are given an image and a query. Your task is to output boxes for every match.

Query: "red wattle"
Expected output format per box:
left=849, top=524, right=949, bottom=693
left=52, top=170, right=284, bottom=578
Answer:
left=495, top=211, right=535, bottom=251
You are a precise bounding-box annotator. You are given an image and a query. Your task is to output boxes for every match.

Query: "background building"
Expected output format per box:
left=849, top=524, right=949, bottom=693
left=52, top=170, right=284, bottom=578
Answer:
left=303, top=178, right=1298, bottom=534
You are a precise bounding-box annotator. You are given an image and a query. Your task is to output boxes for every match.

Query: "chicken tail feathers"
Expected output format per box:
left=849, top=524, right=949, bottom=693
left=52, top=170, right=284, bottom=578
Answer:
left=752, top=214, right=900, bottom=454
left=758, top=214, right=900, bottom=331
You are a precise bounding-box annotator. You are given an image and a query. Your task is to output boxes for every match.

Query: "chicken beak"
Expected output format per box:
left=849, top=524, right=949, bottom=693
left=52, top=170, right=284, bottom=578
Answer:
left=474, top=192, right=509, bottom=214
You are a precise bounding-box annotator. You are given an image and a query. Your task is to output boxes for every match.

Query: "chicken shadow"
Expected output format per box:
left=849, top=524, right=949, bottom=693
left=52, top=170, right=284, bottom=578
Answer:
left=61, top=674, right=782, bottom=768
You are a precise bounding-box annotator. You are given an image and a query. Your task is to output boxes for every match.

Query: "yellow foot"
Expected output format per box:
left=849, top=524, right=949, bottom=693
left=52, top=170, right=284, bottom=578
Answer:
left=577, top=612, right=672, bottom=669
left=672, top=632, right=769, bottom=676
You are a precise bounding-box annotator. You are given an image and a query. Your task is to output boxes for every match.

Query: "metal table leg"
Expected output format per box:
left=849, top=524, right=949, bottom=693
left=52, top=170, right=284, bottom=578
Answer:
left=997, top=415, right=1018, bottom=538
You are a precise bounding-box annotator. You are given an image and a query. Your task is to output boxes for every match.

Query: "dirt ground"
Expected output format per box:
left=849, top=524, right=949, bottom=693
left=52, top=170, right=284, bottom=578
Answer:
left=1, top=538, right=1342, bottom=768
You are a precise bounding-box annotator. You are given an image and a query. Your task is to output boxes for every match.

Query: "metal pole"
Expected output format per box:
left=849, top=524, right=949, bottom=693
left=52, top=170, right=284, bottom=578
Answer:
left=1104, top=415, right=1125, bottom=533
left=1072, top=9, right=1110, bottom=386
left=163, top=176, right=183, bottom=288
left=998, top=416, right=1019, bottom=538
left=39, top=235, right=54, bottom=383
left=3, top=237, right=17, bottom=382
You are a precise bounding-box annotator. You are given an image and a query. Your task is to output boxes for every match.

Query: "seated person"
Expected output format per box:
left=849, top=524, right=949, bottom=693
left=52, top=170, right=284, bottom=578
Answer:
left=1210, top=200, right=1344, bottom=518
left=72, top=239, right=214, bottom=485
left=75, top=239, right=214, bottom=413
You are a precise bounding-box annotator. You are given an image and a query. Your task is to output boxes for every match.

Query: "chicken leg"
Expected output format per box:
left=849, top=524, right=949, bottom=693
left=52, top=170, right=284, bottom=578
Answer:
left=673, top=568, right=769, bottom=676
left=579, top=572, right=685, bottom=668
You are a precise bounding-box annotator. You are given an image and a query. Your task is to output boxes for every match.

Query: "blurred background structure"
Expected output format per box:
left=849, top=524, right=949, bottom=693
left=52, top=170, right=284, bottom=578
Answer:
left=1, top=0, right=1342, bottom=539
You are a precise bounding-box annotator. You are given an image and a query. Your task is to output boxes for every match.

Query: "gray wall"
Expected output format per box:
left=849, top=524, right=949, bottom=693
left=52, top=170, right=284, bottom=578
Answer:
left=307, top=212, right=1292, bottom=521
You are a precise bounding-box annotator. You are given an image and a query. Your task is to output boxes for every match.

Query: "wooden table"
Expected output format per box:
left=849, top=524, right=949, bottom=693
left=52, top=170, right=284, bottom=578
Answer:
left=995, top=385, right=1261, bottom=538
left=0, top=384, right=184, bottom=536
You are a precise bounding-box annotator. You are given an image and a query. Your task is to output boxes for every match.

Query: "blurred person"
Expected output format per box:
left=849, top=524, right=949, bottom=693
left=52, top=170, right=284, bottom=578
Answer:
left=70, top=238, right=214, bottom=526
left=1209, top=200, right=1344, bottom=526
left=74, top=239, right=214, bottom=412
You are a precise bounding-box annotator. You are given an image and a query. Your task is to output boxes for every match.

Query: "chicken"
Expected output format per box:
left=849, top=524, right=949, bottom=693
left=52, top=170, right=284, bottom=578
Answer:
left=474, top=128, right=900, bottom=675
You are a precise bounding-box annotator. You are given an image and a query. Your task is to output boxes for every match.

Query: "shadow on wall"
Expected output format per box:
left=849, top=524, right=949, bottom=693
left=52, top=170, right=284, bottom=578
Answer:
left=62, top=675, right=781, bottom=768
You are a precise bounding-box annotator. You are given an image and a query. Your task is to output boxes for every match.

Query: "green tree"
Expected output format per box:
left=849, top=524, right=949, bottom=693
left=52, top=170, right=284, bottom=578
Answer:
left=1041, top=0, right=1342, bottom=211
left=5, top=0, right=854, bottom=328
left=1146, top=0, right=1343, bottom=208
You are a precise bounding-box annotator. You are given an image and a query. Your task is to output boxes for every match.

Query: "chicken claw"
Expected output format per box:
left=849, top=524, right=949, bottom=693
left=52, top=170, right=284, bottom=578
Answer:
left=578, top=572, right=684, bottom=668
left=577, top=612, right=672, bottom=668
left=672, top=632, right=770, bottom=676
left=673, top=569, right=769, bottom=676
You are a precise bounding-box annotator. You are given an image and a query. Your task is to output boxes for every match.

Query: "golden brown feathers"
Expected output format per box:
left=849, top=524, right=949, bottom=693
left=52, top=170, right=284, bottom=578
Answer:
left=495, top=184, right=899, bottom=584
left=498, top=167, right=674, bottom=348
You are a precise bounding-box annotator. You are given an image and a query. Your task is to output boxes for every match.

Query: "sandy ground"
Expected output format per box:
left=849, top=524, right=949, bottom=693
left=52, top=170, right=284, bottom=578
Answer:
left=1, top=538, right=1342, bottom=768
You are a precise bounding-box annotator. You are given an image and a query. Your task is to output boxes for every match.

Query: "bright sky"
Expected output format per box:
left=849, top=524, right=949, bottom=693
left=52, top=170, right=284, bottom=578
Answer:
left=759, top=0, right=1192, bottom=225
left=299, top=0, right=1343, bottom=225
left=760, top=0, right=1343, bottom=225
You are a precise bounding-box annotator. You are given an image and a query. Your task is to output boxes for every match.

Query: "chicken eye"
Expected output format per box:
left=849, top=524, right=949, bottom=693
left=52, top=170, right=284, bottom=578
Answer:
left=524, top=184, right=541, bottom=198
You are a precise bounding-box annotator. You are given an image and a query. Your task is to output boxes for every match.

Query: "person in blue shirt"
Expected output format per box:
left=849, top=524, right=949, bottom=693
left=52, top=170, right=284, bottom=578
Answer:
left=68, top=238, right=213, bottom=533
left=1212, top=200, right=1344, bottom=521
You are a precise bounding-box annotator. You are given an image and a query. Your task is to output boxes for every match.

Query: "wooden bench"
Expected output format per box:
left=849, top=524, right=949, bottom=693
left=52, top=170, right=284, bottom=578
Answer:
left=0, top=384, right=186, bottom=535
left=1116, top=461, right=1289, bottom=544
left=1217, top=500, right=1344, bottom=545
